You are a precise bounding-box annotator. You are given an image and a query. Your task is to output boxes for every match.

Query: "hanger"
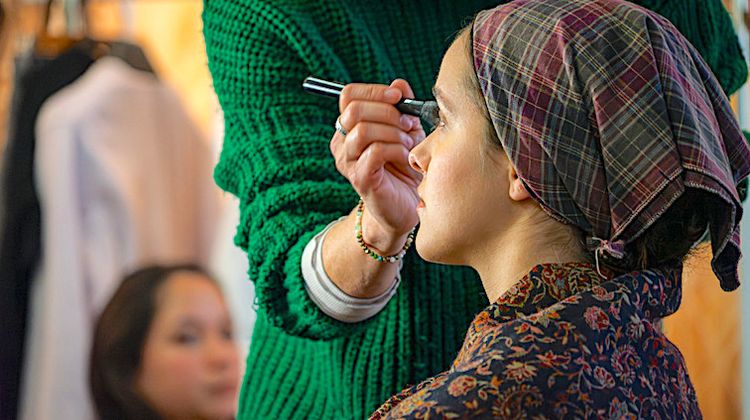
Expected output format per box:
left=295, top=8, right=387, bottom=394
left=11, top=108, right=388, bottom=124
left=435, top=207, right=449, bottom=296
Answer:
left=33, top=0, right=154, bottom=74
left=96, top=0, right=155, bottom=74
left=33, top=0, right=85, bottom=58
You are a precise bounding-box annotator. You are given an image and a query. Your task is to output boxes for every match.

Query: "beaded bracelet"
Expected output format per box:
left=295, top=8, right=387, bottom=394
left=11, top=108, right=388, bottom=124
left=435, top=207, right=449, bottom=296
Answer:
left=355, top=199, right=415, bottom=263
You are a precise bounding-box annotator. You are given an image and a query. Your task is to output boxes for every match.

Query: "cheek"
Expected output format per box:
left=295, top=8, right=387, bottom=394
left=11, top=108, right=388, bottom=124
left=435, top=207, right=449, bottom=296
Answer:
left=424, top=150, right=492, bottom=220
left=417, top=153, right=494, bottom=261
left=416, top=143, right=507, bottom=264
left=142, top=345, right=202, bottom=381
left=137, top=345, right=204, bottom=414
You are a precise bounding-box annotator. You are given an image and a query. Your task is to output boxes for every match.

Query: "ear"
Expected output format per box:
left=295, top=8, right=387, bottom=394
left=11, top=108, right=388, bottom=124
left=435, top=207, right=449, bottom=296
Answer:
left=508, top=164, right=531, bottom=201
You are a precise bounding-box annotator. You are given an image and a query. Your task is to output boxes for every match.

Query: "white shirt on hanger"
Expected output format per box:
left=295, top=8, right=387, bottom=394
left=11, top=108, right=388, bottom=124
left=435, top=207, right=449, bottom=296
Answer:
left=207, top=110, right=256, bottom=371
left=21, top=56, right=221, bottom=420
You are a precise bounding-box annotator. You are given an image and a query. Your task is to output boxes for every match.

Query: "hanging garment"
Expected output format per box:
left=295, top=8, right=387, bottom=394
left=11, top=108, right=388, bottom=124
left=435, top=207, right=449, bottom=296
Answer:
left=208, top=110, right=256, bottom=371
left=20, top=56, right=220, bottom=420
left=209, top=196, right=255, bottom=364
left=0, top=48, right=94, bottom=420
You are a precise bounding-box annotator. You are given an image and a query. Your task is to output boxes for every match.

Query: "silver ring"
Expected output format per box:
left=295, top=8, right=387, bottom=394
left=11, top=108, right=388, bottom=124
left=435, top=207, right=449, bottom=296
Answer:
left=335, top=118, right=348, bottom=136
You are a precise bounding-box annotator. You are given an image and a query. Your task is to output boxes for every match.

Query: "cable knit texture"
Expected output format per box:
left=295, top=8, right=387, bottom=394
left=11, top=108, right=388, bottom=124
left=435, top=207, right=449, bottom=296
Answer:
left=202, top=0, right=746, bottom=417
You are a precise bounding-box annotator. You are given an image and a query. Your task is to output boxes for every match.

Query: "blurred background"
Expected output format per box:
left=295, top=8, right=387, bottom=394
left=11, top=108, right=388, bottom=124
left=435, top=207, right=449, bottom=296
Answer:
left=0, top=1, right=254, bottom=419
left=1, top=0, right=750, bottom=419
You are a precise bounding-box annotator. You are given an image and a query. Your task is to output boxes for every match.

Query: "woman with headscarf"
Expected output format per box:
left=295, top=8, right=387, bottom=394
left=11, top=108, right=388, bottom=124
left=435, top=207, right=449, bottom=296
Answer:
left=352, top=0, right=750, bottom=417
left=203, top=0, right=748, bottom=417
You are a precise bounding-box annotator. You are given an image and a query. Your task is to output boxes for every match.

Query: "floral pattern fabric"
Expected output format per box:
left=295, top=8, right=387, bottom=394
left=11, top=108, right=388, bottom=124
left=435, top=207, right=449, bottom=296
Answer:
left=370, top=263, right=700, bottom=419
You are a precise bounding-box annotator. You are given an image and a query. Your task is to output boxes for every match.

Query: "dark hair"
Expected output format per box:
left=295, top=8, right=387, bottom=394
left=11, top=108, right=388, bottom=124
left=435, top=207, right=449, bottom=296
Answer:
left=602, top=189, right=709, bottom=274
left=90, top=263, right=214, bottom=420
left=460, top=25, right=709, bottom=274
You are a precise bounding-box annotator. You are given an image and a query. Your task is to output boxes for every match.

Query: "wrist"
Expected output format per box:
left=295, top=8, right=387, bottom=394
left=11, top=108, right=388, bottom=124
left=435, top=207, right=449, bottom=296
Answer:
left=360, top=204, right=411, bottom=255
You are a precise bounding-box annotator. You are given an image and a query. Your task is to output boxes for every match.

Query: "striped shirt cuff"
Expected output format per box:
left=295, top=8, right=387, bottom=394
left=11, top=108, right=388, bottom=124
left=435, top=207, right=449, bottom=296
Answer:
left=302, top=217, right=401, bottom=323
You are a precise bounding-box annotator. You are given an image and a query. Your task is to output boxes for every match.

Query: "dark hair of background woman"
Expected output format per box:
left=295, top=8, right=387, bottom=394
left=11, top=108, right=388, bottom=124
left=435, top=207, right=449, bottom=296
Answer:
left=89, top=263, right=213, bottom=420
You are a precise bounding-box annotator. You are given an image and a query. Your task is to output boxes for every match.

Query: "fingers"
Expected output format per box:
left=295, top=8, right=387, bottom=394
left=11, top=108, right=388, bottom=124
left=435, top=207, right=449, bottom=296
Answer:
left=389, top=78, right=415, bottom=100
left=338, top=79, right=420, bottom=135
left=332, top=79, right=424, bottom=192
left=339, top=83, right=402, bottom=113
left=338, top=79, right=415, bottom=114
left=389, top=79, right=426, bottom=146
left=329, top=128, right=344, bottom=157
left=339, top=101, right=413, bottom=133
left=344, top=122, right=414, bottom=161
left=406, top=118, right=426, bottom=146
left=330, top=125, right=419, bottom=191
left=352, top=143, right=419, bottom=194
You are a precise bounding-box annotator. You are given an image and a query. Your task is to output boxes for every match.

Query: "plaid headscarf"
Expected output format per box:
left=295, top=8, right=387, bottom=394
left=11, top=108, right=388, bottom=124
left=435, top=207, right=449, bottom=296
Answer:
left=472, top=0, right=750, bottom=290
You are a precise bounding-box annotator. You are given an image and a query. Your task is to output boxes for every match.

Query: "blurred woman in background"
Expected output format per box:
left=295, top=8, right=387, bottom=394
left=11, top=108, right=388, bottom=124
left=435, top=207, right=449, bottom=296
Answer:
left=90, top=264, right=239, bottom=420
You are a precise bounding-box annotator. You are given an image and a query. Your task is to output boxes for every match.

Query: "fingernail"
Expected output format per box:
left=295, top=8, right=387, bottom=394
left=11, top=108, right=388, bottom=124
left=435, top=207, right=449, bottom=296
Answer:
left=400, top=115, right=413, bottom=130
left=401, top=132, right=414, bottom=149
left=384, top=88, right=400, bottom=101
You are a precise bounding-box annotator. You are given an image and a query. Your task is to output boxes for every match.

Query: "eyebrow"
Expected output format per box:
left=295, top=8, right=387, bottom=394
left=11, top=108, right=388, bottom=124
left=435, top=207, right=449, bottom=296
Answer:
left=176, top=318, right=201, bottom=329
left=431, top=85, right=453, bottom=113
left=175, top=316, right=231, bottom=330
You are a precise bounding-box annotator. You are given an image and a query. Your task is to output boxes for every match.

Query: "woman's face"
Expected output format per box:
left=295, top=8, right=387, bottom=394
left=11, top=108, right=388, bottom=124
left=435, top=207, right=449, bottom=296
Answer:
left=409, top=32, right=521, bottom=265
left=135, top=272, right=239, bottom=420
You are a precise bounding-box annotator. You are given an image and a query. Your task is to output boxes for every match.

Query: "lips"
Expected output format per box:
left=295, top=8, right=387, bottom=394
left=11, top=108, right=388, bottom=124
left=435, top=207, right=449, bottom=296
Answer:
left=206, top=381, right=238, bottom=397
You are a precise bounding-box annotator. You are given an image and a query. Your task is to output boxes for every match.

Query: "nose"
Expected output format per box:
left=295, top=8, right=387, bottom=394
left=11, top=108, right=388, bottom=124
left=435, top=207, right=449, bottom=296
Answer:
left=205, top=335, right=237, bottom=370
left=408, top=139, right=429, bottom=174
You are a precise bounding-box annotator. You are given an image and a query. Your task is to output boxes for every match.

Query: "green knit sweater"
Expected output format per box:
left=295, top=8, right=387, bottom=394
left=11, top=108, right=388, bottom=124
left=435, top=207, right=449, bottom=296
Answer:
left=202, top=0, right=746, bottom=418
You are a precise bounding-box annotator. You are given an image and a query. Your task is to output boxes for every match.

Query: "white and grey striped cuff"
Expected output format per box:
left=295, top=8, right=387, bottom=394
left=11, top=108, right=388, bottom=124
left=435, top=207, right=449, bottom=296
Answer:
left=302, top=217, right=401, bottom=323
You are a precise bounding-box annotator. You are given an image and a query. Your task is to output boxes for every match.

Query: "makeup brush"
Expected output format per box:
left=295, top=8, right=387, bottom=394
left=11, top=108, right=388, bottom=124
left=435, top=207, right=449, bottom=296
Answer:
left=302, top=76, right=438, bottom=126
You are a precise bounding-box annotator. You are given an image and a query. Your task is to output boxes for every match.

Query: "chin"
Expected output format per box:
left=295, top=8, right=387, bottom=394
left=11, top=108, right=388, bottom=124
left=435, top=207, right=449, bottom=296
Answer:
left=196, top=392, right=237, bottom=419
left=415, top=227, right=464, bottom=265
left=198, top=405, right=235, bottom=420
left=415, top=235, right=438, bottom=263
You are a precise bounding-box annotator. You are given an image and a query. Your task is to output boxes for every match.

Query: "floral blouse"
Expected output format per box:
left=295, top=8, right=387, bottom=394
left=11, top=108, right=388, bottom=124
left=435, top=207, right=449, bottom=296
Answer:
left=370, top=262, right=700, bottom=419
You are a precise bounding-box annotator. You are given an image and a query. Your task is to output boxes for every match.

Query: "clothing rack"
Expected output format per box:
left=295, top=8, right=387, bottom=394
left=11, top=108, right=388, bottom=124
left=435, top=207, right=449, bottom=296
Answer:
left=33, top=0, right=134, bottom=39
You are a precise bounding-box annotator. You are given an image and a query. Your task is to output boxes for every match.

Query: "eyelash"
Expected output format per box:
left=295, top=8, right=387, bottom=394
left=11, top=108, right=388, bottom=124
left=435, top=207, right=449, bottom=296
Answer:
left=175, top=332, right=198, bottom=344
left=222, top=328, right=233, bottom=341
left=173, top=328, right=233, bottom=344
left=426, top=106, right=445, bottom=133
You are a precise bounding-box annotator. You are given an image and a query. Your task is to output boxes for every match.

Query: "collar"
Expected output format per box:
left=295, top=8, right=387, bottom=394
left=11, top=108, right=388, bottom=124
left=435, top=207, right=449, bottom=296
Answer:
left=486, top=262, right=609, bottom=322
left=452, top=262, right=682, bottom=369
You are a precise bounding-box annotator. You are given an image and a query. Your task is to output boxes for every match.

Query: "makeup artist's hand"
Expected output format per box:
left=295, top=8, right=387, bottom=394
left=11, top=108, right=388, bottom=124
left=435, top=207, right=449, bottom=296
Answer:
left=330, top=79, right=426, bottom=253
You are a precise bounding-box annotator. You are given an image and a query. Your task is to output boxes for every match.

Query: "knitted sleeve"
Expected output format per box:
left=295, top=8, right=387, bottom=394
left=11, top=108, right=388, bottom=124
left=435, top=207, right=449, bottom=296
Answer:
left=640, top=0, right=747, bottom=95
left=203, top=0, right=367, bottom=339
